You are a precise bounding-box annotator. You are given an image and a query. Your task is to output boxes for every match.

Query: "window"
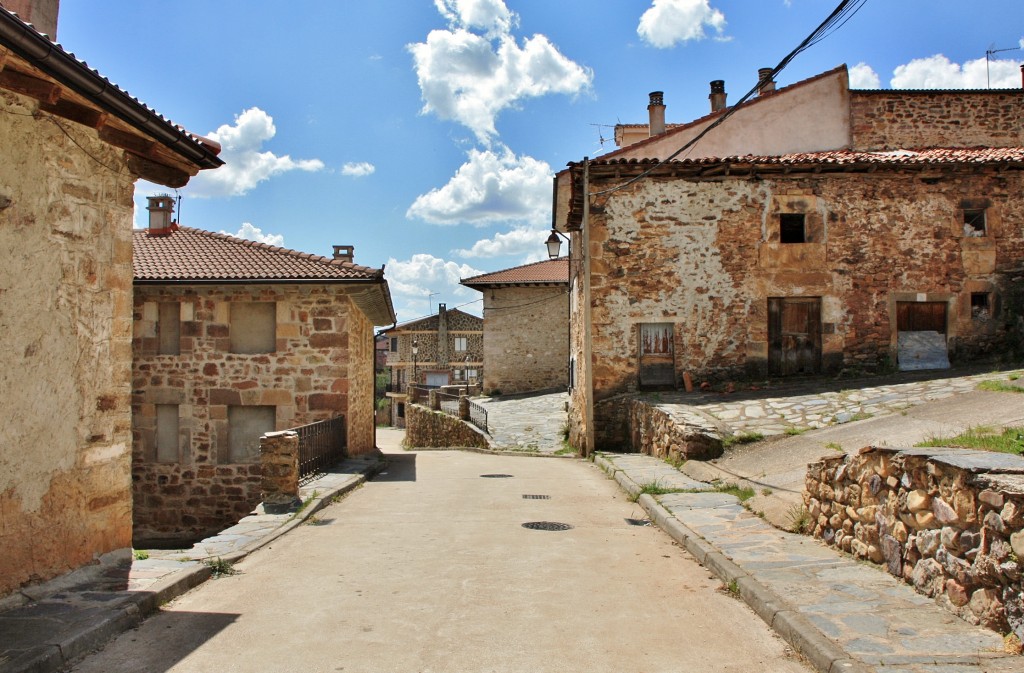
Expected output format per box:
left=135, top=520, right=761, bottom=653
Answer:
left=390, top=337, right=398, bottom=352
left=971, top=293, right=991, bottom=320
left=779, top=213, right=806, bottom=244
left=452, top=369, right=464, bottom=381
left=230, top=302, right=276, bottom=353
left=397, top=402, right=405, bottom=419
left=454, top=337, right=468, bottom=352
left=963, top=208, right=986, bottom=237
left=155, top=404, right=179, bottom=463
left=227, top=406, right=275, bottom=463
left=158, top=302, right=180, bottom=355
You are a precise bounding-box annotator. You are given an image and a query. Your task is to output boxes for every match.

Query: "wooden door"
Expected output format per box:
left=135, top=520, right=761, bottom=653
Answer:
left=639, top=323, right=675, bottom=388
left=769, top=298, right=822, bottom=376
left=897, top=302, right=946, bottom=333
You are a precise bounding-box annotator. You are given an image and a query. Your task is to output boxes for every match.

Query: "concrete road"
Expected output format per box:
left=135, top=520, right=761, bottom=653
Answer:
left=71, top=442, right=809, bottom=673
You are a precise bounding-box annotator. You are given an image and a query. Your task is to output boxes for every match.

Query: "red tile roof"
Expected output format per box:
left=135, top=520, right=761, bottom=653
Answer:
left=133, top=227, right=384, bottom=282
left=461, top=258, right=569, bottom=288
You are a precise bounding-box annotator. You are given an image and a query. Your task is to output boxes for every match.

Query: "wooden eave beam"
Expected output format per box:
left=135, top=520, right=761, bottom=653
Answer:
left=38, top=97, right=107, bottom=128
left=125, top=152, right=191, bottom=189
left=98, top=125, right=157, bottom=157
left=0, top=66, right=60, bottom=104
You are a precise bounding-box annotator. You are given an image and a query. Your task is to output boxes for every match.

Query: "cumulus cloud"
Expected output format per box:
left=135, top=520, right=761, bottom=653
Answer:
left=407, top=146, right=552, bottom=226
left=341, top=161, right=376, bottom=177
left=409, top=1, right=592, bottom=142
left=848, top=62, right=881, bottom=89
left=890, top=54, right=1022, bottom=89
left=453, top=225, right=549, bottom=259
left=187, top=107, right=324, bottom=198
left=637, top=0, right=726, bottom=48
left=385, top=253, right=484, bottom=320
left=220, top=223, right=285, bottom=247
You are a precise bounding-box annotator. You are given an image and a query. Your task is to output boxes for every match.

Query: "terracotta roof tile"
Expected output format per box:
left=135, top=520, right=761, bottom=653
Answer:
left=133, top=227, right=383, bottom=282
left=461, top=258, right=569, bottom=287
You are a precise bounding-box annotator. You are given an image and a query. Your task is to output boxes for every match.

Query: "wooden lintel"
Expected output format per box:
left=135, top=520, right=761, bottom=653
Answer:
left=125, top=152, right=191, bottom=189
left=0, top=68, right=60, bottom=104
left=38, top=98, right=105, bottom=128
left=99, top=125, right=156, bottom=157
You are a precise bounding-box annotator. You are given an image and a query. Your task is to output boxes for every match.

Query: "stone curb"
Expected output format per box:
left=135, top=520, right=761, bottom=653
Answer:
left=7, top=460, right=384, bottom=673
left=407, top=446, right=576, bottom=459
left=593, top=453, right=876, bottom=673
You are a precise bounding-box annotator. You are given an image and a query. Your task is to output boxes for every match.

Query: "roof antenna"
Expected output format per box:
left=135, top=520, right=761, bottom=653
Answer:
left=589, top=123, right=614, bottom=152
left=985, top=44, right=1021, bottom=88
left=428, top=291, right=439, bottom=314
left=174, top=190, right=182, bottom=226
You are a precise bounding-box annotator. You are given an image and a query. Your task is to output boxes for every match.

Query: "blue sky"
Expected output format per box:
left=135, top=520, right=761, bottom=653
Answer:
left=56, top=0, right=1023, bottom=323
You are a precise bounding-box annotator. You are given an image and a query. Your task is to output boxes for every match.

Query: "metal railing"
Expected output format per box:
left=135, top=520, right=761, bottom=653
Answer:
left=408, top=384, right=440, bottom=404
left=294, top=415, right=346, bottom=483
left=437, top=390, right=461, bottom=418
left=467, top=400, right=488, bottom=434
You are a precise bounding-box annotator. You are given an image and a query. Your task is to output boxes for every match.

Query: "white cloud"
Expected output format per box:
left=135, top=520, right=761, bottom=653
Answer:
left=453, top=225, right=549, bottom=259
left=890, top=54, right=1021, bottom=89
left=385, top=253, right=484, bottom=320
left=341, top=162, right=376, bottom=177
left=637, top=0, right=726, bottom=48
left=407, top=146, right=552, bottom=226
left=219, top=223, right=285, bottom=247
left=187, top=107, right=324, bottom=198
left=848, top=62, right=881, bottom=89
left=409, top=3, right=591, bottom=142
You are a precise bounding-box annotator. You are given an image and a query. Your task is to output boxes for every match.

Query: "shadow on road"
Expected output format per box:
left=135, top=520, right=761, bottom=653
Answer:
left=375, top=451, right=417, bottom=482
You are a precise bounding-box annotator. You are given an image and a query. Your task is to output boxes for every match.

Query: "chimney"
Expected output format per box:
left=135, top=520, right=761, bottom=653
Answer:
left=757, top=67, right=776, bottom=95
left=146, top=194, right=176, bottom=236
left=709, top=80, right=727, bottom=112
left=647, top=91, right=666, bottom=136
left=1020, top=64, right=1024, bottom=88
left=332, top=245, right=354, bottom=263
left=4, top=0, right=60, bottom=39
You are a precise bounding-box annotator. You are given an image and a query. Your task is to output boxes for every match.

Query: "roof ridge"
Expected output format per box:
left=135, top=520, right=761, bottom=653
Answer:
left=461, top=257, right=568, bottom=283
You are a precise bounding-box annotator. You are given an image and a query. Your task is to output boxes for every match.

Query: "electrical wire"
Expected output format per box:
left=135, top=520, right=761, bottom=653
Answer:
left=0, top=106, right=127, bottom=176
left=482, top=288, right=569, bottom=314
left=590, top=0, right=867, bottom=197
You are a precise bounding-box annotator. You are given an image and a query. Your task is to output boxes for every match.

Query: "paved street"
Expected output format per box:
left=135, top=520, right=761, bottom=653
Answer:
left=70, top=439, right=809, bottom=673
left=475, top=391, right=570, bottom=453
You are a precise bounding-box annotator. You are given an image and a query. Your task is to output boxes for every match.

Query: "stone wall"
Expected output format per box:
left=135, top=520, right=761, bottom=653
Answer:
left=482, top=285, right=568, bottom=395
left=851, top=91, right=1024, bottom=151
left=627, top=399, right=723, bottom=460
left=132, top=283, right=374, bottom=544
left=1, top=91, right=136, bottom=596
left=385, top=308, right=483, bottom=389
left=805, top=447, right=1024, bottom=640
left=404, top=403, right=489, bottom=450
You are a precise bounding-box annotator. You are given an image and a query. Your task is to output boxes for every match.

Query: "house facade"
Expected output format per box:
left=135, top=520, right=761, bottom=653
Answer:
left=0, top=6, right=222, bottom=596
left=554, top=65, right=1024, bottom=453
left=461, top=259, right=569, bottom=396
left=132, top=221, right=394, bottom=545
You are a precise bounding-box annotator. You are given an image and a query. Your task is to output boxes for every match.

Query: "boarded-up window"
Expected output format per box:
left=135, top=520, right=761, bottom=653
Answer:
left=228, top=406, right=275, bottom=463
left=158, top=302, right=180, bottom=355
left=639, top=323, right=675, bottom=388
left=230, top=302, right=276, bottom=353
left=155, top=404, right=179, bottom=463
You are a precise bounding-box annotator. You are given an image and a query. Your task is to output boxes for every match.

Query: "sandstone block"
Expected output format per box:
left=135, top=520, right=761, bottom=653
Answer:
left=946, top=578, right=970, bottom=607
left=978, top=489, right=1004, bottom=509
left=907, top=489, right=931, bottom=513
left=932, top=497, right=959, bottom=526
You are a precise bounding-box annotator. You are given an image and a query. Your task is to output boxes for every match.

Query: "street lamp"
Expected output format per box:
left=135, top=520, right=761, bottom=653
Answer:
left=412, top=338, right=419, bottom=385
left=545, top=228, right=568, bottom=260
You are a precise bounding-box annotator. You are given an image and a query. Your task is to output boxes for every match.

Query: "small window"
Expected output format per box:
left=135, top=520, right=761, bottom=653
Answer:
left=963, top=208, right=986, bottom=237
left=230, top=302, right=276, bottom=354
left=227, top=406, right=275, bottom=463
left=454, top=337, right=468, bottom=352
left=155, top=404, right=179, bottom=463
left=971, top=293, right=991, bottom=319
left=779, top=213, right=806, bottom=244
left=452, top=369, right=464, bottom=381
left=397, top=402, right=405, bottom=419
left=158, top=302, right=180, bottom=355
left=390, top=337, right=398, bottom=352
left=466, top=369, right=478, bottom=380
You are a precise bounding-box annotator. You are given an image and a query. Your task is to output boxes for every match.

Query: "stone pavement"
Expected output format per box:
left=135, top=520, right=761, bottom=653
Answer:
left=597, top=452, right=1020, bottom=673
left=0, top=455, right=382, bottom=673
left=474, top=390, right=570, bottom=453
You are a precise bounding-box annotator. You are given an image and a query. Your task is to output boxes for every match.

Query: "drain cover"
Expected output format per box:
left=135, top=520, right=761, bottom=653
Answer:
left=625, top=518, right=651, bottom=526
left=522, top=521, right=573, bottom=531
left=480, top=473, right=514, bottom=478
left=522, top=494, right=551, bottom=500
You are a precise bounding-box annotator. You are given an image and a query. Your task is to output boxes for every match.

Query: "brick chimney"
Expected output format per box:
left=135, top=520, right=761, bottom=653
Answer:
left=1020, top=64, right=1024, bottom=88
left=647, top=91, right=666, bottom=136
left=4, top=0, right=60, bottom=39
left=332, top=245, right=354, bottom=263
left=146, top=194, right=176, bottom=236
left=757, top=68, right=776, bottom=95
left=709, top=80, right=727, bottom=112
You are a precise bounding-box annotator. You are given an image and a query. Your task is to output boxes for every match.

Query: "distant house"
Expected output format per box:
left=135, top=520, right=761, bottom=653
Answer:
left=461, top=258, right=569, bottom=396
left=132, top=213, right=395, bottom=545
left=553, top=65, right=1024, bottom=453
left=0, top=5, right=222, bottom=596
left=381, top=304, right=483, bottom=426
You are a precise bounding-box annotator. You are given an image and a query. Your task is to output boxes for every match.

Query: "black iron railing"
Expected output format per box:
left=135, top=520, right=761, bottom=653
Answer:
left=437, top=391, right=461, bottom=418
left=294, top=415, right=346, bottom=483
left=468, top=400, right=488, bottom=433
left=408, top=384, right=440, bottom=404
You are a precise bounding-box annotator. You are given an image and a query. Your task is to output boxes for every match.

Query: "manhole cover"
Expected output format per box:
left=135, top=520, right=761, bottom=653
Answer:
left=480, top=474, right=514, bottom=478
left=625, top=518, right=651, bottom=526
left=522, top=494, right=551, bottom=500
left=522, top=521, right=573, bottom=531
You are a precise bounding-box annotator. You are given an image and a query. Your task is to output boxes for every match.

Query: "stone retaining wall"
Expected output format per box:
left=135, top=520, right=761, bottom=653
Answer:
left=628, top=399, right=723, bottom=460
left=404, top=403, right=489, bottom=449
left=805, top=446, right=1024, bottom=640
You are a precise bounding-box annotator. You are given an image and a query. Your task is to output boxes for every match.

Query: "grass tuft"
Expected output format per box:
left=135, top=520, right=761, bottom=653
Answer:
left=132, top=549, right=149, bottom=561
left=204, top=557, right=237, bottom=577
left=787, top=503, right=813, bottom=534
left=978, top=379, right=1024, bottom=394
left=915, top=425, right=1024, bottom=455
left=723, top=431, right=765, bottom=448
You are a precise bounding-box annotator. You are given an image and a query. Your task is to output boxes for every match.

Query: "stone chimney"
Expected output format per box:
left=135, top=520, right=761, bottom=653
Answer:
left=647, top=91, right=666, bottom=136
left=1020, top=64, right=1024, bottom=88
left=757, top=68, right=776, bottom=95
left=437, top=303, right=448, bottom=368
left=146, top=194, right=176, bottom=236
left=709, top=80, right=727, bottom=112
left=332, top=245, right=354, bottom=263
left=4, top=0, right=60, bottom=39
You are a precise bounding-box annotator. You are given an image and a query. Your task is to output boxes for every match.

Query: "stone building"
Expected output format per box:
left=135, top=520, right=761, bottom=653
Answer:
left=381, top=305, right=483, bottom=426
left=131, top=220, right=394, bottom=545
left=553, top=65, right=1024, bottom=453
left=0, top=6, right=222, bottom=596
left=461, top=258, right=569, bottom=396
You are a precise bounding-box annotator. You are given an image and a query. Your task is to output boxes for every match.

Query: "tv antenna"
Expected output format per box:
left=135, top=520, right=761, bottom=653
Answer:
left=589, top=123, right=615, bottom=152
left=428, top=291, right=439, bottom=313
left=986, top=45, right=1021, bottom=88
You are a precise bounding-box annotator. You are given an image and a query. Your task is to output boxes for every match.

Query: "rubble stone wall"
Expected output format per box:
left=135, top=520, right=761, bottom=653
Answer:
left=805, top=447, right=1024, bottom=639
left=627, top=399, right=723, bottom=460
left=404, top=403, right=489, bottom=450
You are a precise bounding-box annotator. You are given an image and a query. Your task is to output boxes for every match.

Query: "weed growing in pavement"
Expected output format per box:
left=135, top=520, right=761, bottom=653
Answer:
left=978, top=379, right=1024, bottom=394
left=784, top=426, right=809, bottom=436
left=722, top=579, right=740, bottom=596
left=204, top=557, right=237, bottom=577
left=915, top=425, right=1024, bottom=455
left=712, top=482, right=755, bottom=502
left=554, top=440, right=576, bottom=456
left=824, top=442, right=843, bottom=452
left=760, top=488, right=773, bottom=496
left=787, top=503, right=813, bottom=534
left=132, top=550, right=149, bottom=561
left=629, top=480, right=688, bottom=502
left=722, top=431, right=764, bottom=448
left=1009, top=373, right=1021, bottom=381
